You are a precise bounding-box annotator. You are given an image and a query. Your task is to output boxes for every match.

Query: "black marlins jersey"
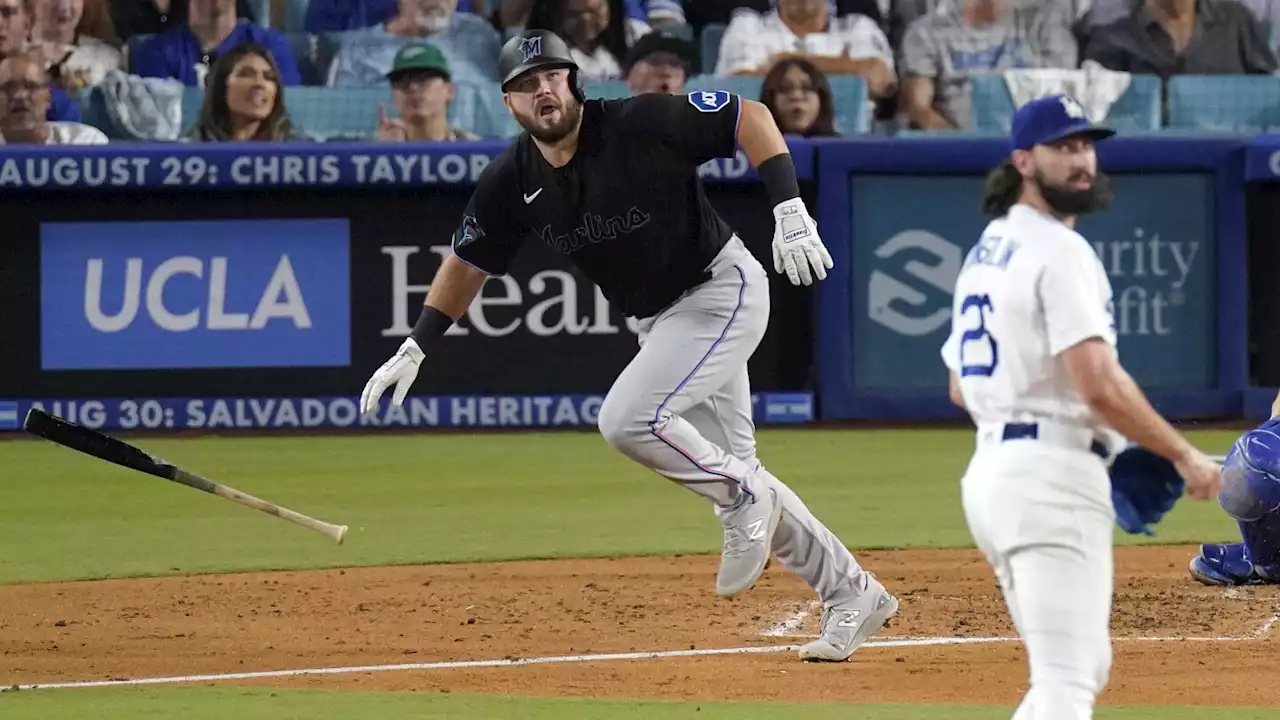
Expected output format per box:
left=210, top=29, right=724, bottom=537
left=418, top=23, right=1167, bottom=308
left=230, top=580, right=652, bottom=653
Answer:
left=450, top=91, right=742, bottom=319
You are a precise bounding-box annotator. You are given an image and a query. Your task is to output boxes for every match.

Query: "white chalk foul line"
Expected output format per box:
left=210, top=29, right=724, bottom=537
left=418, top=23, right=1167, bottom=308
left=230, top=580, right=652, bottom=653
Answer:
left=10, top=635, right=1013, bottom=691
left=14, top=622, right=1280, bottom=692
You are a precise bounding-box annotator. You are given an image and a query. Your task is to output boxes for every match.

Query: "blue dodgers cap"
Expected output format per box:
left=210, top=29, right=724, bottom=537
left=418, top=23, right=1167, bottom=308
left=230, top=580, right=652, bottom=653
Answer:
left=1011, top=94, right=1116, bottom=151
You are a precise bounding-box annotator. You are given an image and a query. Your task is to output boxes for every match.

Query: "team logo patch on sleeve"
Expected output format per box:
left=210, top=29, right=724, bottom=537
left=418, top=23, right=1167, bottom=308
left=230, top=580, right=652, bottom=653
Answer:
left=455, top=215, right=484, bottom=248
left=688, top=90, right=731, bottom=113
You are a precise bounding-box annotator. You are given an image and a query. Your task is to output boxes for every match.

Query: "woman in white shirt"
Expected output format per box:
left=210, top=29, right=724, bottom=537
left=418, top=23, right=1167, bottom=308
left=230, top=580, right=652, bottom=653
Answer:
left=525, top=0, right=650, bottom=80
left=31, top=0, right=123, bottom=92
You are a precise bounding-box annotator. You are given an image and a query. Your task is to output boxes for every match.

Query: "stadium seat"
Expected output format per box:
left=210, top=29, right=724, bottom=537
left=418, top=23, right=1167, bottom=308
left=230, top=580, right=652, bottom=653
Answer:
left=1166, top=75, right=1280, bottom=133
left=700, top=23, right=725, bottom=75
left=180, top=86, right=205, bottom=135
left=459, top=80, right=520, bottom=138
left=248, top=0, right=271, bottom=27
left=665, top=23, right=694, bottom=42
left=969, top=72, right=1162, bottom=134
left=894, top=128, right=990, bottom=138
left=76, top=86, right=119, bottom=137
left=284, top=86, right=392, bottom=139
left=686, top=74, right=759, bottom=98
left=285, top=0, right=309, bottom=32
left=285, top=32, right=324, bottom=85
left=584, top=79, right=631, bottom=100
left=825, top=74, right=871, bottom=134
left=167, top=79, right=522, bottom=141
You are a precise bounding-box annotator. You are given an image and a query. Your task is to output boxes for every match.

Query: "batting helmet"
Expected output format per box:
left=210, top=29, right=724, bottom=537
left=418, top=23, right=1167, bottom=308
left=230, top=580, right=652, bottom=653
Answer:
left=498, top=29, right=584, bottom=102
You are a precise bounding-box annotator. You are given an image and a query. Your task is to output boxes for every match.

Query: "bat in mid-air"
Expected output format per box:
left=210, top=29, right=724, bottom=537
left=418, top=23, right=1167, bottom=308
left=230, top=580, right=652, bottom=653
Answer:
left=23, top=408, right=347, bottom=544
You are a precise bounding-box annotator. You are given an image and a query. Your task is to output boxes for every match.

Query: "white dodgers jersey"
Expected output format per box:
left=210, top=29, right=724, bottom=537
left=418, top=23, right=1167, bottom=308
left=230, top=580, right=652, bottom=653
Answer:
left=941, top=204, right=1117, bottom=429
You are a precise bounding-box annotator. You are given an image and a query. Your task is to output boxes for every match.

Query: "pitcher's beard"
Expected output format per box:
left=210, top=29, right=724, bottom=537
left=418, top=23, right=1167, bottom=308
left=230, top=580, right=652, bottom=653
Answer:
left=1037, top=170, right=1115, bottom=217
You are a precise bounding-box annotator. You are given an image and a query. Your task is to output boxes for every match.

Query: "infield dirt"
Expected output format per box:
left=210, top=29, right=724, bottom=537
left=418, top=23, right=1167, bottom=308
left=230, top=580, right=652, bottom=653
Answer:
left=2, top=546, right=1277, bottom=707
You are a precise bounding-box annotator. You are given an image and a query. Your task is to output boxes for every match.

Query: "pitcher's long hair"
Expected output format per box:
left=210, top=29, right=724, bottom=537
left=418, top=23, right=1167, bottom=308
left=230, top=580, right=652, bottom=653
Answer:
left=980, top=158, right=1023, bottom=218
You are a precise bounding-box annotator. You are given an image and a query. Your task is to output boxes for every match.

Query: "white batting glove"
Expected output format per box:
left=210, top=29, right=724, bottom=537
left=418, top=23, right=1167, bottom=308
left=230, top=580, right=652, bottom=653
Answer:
left=359, top=337, right=425, bottom=416
left=771, top=198, right=833, bottom=286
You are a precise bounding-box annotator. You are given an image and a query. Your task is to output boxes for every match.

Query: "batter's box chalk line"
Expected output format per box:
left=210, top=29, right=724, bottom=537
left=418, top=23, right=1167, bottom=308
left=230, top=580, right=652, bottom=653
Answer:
left=760, top=600, right=821, bottom=637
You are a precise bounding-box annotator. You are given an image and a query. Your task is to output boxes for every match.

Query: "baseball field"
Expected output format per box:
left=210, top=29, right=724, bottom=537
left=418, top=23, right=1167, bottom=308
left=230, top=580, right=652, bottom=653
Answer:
left=2, top=426, right=1278, bottom=719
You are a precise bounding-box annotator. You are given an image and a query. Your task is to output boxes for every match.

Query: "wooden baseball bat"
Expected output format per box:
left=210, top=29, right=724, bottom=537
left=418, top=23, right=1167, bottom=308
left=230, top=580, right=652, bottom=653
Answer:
left=23, top=408, right=347, bottom=544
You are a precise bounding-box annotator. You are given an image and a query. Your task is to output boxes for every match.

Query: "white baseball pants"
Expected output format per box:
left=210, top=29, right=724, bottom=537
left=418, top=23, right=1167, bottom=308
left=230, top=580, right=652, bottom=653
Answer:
left=961, top=429, right=1116, bottom=720
left=596, top=236, right=869, bottom=607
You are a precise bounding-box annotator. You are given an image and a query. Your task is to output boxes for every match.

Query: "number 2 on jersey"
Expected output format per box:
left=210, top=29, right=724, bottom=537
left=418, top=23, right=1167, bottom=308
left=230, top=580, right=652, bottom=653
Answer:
left=959, top=294, right=998, bottom=377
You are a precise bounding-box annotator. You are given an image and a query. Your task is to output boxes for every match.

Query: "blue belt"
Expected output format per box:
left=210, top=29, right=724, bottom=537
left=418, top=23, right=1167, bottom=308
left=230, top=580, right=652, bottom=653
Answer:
left=1001, top=422, right=1109, bottom=461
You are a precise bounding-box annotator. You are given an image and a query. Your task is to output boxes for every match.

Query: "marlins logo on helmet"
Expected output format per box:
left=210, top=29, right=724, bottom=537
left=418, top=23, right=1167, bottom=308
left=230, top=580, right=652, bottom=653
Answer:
left=520, top=37, right=542, bottom=62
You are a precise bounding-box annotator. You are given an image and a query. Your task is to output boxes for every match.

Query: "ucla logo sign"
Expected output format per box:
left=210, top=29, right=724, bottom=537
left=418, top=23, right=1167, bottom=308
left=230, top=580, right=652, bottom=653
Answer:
left=40, top=219, right=351, bottom=370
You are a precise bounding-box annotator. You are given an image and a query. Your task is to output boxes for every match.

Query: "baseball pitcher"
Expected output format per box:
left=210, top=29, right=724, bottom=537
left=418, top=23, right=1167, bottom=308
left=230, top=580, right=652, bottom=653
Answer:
left=942, top=94, right=1221, bottom=719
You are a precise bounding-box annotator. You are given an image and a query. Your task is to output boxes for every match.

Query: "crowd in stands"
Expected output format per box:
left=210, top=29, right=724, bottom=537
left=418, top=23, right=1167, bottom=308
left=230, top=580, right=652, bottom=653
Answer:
left=0, top=0, right=1277, bottom=145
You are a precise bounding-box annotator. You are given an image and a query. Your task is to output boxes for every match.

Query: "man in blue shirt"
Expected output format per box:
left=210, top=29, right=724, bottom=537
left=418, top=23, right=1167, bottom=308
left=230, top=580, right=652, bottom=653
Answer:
left=131, top=0, right=301, bottom=86
left=48, top=84, right=81, bottom=121
left=327, top=0, right=500, bottom=86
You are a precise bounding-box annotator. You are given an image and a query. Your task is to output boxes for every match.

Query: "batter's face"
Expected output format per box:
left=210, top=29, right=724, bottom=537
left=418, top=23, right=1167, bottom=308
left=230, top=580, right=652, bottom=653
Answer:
left=504, top=67, right=582, bottom=143
left=1016, top=134, right=1113, bottom=216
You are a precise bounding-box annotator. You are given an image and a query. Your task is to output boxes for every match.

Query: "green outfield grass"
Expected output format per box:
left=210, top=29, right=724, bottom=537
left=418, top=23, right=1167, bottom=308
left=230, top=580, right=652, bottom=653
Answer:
left=0, top=427, right=1253, bottom=718
left=0, top=428, right=1244, bottom=585
left=1, top=687, right=1274, bottom=720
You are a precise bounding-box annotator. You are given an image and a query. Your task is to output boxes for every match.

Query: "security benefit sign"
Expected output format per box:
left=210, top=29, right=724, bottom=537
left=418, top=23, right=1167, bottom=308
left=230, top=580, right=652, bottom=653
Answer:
left=852, top=174, right=1215, bottom=392
left=40, top=220, right=351, bottom=370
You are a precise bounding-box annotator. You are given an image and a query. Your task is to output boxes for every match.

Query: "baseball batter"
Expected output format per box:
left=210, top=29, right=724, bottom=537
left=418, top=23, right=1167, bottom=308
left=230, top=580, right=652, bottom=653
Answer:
left=942, top=95, right=1221, bottom=719
left=359, top=30, right=897, bottom=662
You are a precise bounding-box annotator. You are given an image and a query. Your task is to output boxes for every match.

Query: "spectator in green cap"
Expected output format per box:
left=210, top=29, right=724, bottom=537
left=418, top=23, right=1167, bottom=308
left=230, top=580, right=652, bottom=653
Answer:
left=376, top=41, right=479, bottom=141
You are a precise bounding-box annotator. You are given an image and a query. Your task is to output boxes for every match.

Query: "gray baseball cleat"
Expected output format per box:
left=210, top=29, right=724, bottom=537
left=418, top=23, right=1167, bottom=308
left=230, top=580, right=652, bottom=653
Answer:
left=798, top=576, right=899, bottom=662
left=716, top=486, right=782, bottom=597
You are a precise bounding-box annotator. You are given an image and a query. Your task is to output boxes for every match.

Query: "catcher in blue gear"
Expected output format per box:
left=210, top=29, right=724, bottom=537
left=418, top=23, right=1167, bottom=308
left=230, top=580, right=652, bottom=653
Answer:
left=1189, top=393, right=1280, bottom=586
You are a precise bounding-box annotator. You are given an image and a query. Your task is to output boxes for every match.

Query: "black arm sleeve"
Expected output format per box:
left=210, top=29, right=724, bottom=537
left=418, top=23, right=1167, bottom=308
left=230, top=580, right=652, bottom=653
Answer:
left=451, top=162, right=524, bottom=276
left=615, top=91, right=742, bottom=166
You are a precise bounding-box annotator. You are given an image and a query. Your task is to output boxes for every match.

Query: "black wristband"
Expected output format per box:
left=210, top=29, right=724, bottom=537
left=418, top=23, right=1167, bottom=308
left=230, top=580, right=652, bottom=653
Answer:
left=758, top=154, right=801, bottom=208
left=409, top=306, right=455, bottom=352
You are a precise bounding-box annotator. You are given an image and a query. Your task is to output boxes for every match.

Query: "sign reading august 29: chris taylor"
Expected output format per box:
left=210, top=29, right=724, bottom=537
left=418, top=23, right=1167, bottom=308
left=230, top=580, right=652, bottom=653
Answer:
left=0, top=152, right=497, bottom=188
left=0, top=148, right=754, bottom=189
